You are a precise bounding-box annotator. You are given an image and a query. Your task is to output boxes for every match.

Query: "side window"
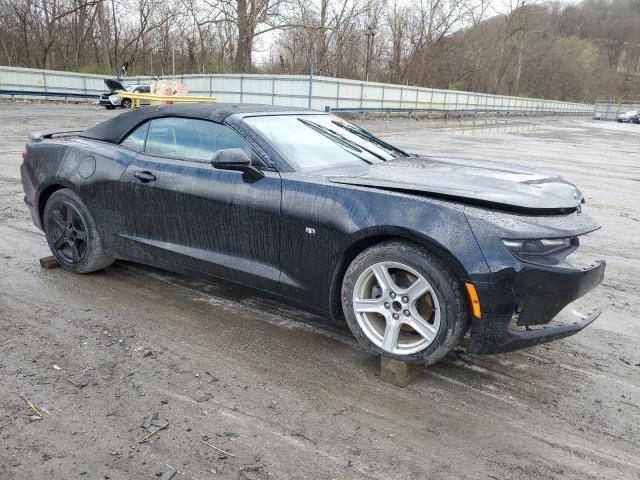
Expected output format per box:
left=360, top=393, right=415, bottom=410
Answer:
left=120, top=121, right=149, bottom=153
left=144, top=117, right=252, bottom=163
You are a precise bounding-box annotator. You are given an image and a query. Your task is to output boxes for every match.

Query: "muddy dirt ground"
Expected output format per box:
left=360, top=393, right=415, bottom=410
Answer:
left=0, top=103, right=639, bottom=480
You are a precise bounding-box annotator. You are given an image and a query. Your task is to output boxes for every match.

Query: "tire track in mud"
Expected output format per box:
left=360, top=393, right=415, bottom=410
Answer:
left=1, top=229, right=638, bottom=479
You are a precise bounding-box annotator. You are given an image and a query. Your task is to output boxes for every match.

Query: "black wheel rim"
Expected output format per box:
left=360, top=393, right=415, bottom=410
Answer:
left=46, top=201, right=87, bottom=264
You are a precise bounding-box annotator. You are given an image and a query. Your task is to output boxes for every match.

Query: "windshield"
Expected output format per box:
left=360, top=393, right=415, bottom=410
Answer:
left=244, top=114, right=408, bottom=174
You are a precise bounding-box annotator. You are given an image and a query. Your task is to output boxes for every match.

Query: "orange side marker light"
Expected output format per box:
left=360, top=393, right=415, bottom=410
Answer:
left=465, top=283, right=482, bottom=319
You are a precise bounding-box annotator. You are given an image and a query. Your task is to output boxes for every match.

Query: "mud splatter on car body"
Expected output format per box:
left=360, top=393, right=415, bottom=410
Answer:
left=20, top=103, right=605, bottom=357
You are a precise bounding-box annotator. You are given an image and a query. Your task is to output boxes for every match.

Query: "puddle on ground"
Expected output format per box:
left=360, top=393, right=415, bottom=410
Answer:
left=428, top=117, right=548, bottom=135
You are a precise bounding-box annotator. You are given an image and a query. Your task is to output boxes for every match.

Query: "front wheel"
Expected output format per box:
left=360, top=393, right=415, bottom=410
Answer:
left=43, top=189, right=114, bottom=273
left=121, top=99, right=132, bottom=109
left=341, top=241, right=469, bottom=365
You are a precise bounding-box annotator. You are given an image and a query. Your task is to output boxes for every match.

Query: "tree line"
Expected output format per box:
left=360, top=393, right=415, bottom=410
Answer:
left=0, top=0, right=638, bottom=101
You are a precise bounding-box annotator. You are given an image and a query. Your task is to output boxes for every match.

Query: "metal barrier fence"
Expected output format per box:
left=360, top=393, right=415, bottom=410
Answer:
left=593, top=101, right=640, bottom=121
left=0, top=66, right=592, bottom=115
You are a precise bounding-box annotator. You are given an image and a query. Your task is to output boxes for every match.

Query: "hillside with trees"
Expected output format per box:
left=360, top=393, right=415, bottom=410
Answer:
left=0, top=0, right=638, bottom=102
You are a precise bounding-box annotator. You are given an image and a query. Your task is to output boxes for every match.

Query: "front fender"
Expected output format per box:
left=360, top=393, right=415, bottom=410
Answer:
left=279, top=175, right=491, bottom=315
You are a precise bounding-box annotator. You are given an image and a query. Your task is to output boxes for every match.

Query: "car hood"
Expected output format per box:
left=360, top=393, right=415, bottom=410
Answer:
left=327, top=156, right=583, bottom=214
left=104, top=79, right=125, bottom=91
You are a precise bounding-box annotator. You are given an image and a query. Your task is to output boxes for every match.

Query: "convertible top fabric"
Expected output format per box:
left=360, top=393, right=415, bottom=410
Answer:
left=79, top=103, right=309, bottom=144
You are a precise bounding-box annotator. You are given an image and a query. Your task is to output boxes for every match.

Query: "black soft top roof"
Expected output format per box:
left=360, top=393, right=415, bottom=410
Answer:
left=80, top=103, right=314, bottom=144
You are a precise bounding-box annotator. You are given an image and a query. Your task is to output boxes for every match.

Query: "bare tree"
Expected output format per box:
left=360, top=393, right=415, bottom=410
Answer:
left=0, top=0, right=638, bottom=100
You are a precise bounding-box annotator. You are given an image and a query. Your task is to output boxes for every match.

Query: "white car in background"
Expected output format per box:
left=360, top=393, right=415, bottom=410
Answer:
left=617, top=110, right=640, bottom=124
left=98, top=79, right=150, bottom=109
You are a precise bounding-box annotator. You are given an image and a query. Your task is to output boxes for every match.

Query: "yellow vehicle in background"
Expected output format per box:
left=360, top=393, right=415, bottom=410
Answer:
left=117, top=79, right=216, bottom=108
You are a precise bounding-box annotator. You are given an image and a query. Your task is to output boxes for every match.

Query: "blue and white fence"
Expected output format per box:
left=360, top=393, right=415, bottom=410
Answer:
left=0, top=66, right=592, bottom=115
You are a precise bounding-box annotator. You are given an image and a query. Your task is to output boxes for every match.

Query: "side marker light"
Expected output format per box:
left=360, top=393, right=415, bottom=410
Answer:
left=465, top=283, right=482, bottom=319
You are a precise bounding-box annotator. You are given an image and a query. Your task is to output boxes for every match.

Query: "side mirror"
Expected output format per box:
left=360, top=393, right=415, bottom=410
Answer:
left=211, top=148, right=264, bottom=180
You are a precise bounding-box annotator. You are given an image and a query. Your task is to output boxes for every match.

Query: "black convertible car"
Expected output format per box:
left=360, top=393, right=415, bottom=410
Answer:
left=20, top=104, right=605, bottom=364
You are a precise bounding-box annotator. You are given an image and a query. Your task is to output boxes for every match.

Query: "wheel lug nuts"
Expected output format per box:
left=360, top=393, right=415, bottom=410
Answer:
left=404, top=310, right=410, bottom=316
left=384, top=302, right=390, bottom=309
left=392, top=313, right=399, bottom=320
left=402, top=296, right=409, bottom=303
left=390, top=292, right=396, bottom=299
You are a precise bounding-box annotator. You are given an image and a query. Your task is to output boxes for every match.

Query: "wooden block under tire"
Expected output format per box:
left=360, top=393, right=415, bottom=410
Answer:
left=39, top=256, right=59, bottom=269
left=379, top=356, right=423, bottom=387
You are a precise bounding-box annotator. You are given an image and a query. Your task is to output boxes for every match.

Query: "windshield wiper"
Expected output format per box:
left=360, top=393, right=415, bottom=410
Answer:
left=298, top=118, right=386, bottom=163
left=331, top=120, right=409, bottom=158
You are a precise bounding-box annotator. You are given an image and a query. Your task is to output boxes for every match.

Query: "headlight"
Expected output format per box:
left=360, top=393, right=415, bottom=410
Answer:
left=109, top=94, right=119, bottom=101
left=502, top=237, right=575, bottom=256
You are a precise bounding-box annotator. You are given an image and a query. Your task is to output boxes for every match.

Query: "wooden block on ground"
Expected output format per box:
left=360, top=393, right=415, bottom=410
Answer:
left=380, top=356, right=423, bottom=387
left=39, top=256, right=59, bottom=269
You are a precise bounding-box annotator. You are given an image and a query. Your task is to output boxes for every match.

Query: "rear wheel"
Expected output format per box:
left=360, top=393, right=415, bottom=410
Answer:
left=341, top=241, right=469, bottom=365
left=43, top=189, right=114, bottom=273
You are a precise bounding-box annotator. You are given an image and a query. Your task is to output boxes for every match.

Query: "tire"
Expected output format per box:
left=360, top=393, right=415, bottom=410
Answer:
left=105, top=105, right=115, bottom=110
left=43, top=189, right=114, bottom=273
left=341, top=241, right=469, bottom=365
left=121, top=99, right=132, bottom=109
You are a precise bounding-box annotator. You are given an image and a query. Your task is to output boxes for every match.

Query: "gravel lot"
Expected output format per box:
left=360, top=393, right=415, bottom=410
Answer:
left=0, top=103, right=639, bottom=480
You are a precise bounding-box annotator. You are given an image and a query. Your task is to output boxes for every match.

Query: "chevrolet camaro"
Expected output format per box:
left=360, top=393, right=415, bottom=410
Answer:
left=20, top=104, right=605, bottom=364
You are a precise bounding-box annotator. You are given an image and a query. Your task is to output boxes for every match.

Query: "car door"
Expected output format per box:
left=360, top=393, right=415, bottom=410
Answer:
left=118, top=117, right=282, bottom=292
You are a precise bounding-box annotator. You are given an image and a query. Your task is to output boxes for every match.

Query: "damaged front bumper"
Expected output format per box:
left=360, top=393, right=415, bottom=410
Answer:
left=463, top=204, right=606, bottom=355
left=468, top=259, right=605, bottom=355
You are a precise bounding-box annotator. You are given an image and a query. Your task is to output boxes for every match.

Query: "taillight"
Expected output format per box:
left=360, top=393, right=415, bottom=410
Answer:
left=21, top=149, right=28, bottom=160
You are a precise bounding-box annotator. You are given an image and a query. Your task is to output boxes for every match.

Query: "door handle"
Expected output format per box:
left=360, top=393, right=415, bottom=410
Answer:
left=133, top=170, right=156, bottom=183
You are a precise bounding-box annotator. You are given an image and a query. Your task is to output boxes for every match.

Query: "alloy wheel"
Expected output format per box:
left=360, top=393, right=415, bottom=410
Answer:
left=352, top=261, right=441, bottom=355
left=46, top=201, right=87, bottom=264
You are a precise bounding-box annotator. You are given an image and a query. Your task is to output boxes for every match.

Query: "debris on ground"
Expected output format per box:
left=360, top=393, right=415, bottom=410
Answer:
left=142, top=415, right=167, bottom=433
left=66, top=377, right=88, bottom=388
left=200, top=438, right=236, bottom=458
left=20, top=395, right=43, bottom=418
left=158, top=464, right=177, bottom=479
left=139, top=414, right=169, bottom=443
